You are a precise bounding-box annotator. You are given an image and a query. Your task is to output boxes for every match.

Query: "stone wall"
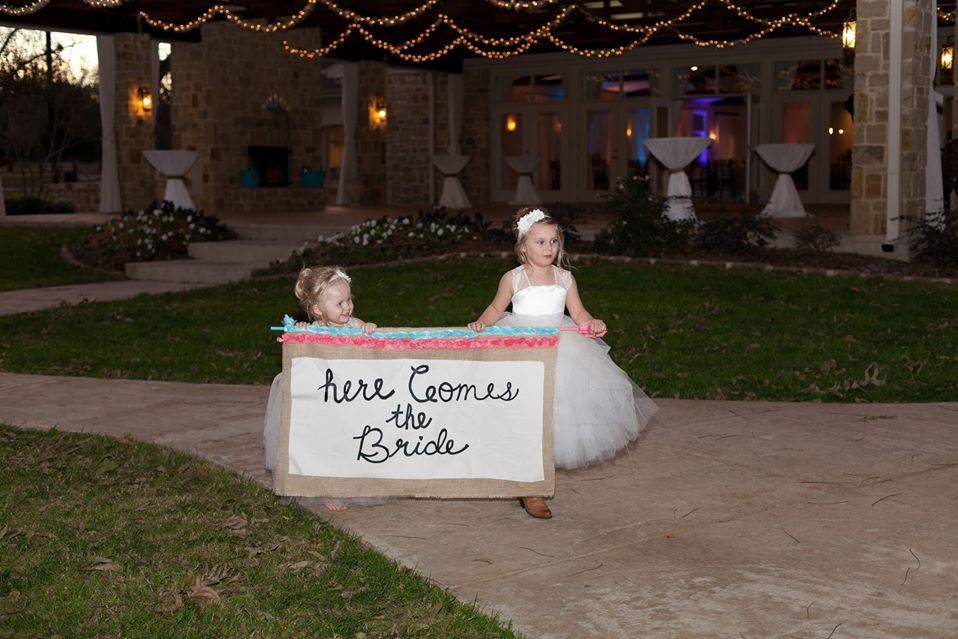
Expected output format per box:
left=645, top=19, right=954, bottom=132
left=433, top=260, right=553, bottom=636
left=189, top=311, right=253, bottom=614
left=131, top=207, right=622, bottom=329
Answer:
left=170, top=24, right=327, bottom=214
left=114, top=33, right=157, bottom=211
left=461, top=68, right=491, bottom=206
left=384, top=69, right=432, bottom=204
left=850, top=0, right=932, bottom=237
left=350, top=61, right=386, bottom=205
left=374, top=68, right=489, bottom=208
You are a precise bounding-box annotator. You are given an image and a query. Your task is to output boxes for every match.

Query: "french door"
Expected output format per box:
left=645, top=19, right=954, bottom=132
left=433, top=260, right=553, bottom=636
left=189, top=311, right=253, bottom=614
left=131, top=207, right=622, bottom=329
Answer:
left=772, top=94, right=853, bottom=204
left=493, top=107, right=570, bottom=202
left=579, top=101, right=670, bottom=201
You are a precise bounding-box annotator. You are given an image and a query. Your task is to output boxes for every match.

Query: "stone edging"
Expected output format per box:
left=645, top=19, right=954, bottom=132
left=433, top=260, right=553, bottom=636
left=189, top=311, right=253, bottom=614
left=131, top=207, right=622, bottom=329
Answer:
left=59, top=244, right=126, bottom=278
left=255, top=250, right=957, bottom=287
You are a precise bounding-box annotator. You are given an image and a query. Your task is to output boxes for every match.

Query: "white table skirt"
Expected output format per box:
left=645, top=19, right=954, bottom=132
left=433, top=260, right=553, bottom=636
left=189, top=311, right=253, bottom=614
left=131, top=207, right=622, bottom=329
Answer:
left=755, top=143, right=815, bottom=218
left=504, top=154, right=542, bottom=206
left=643, top=137, right=711, bottom=221
left=143, top=149, right=198, bottom=210
left=431, top=154, right=471, bottom=209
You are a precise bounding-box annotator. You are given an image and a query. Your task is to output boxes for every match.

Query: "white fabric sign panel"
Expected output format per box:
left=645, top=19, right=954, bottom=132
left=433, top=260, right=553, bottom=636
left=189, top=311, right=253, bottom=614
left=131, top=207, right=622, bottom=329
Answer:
left=288, top=357, right=545, bottom=482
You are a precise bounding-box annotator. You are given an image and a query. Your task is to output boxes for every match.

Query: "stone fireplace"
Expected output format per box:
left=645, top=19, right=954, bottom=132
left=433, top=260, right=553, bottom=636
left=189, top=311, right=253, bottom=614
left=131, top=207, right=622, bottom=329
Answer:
left=170, top=24, right=328, bottom=214
left=248, top=145, right=290, bottom=187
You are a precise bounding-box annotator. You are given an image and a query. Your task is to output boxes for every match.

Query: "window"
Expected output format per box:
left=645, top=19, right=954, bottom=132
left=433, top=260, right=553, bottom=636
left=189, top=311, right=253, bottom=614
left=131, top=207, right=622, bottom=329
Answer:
left=718, top=64, right=760, bottom=93
left=583, top=72, right=621, bottom=100
left=496, top=74, right=565, bottom=103
left=584, top=70, right=658, bottom=100
left=622, top=70, right=657, bottom=97
left=823, top=59, right=853, bottom=89
left=675, top=66, right=718, bottom=95
left=776, top=60, right=822, bottom=91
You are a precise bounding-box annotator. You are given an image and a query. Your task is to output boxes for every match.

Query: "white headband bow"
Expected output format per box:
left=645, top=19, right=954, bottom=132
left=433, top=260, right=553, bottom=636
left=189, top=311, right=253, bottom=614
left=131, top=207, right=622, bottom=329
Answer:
left=330, top=268, right=351, bottom=283
left=516, top=208, right=547, bottom=237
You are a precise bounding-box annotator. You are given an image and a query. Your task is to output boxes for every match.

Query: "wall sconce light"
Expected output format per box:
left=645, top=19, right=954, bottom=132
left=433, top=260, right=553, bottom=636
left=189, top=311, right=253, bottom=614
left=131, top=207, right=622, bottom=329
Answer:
left=941, top=37, right=954, bottom=72
left=138, top=86, right=153, bottom=113
left=841, top=12, right=856, bottom=51
left=375, top=99, right=387, bottom=124
left=505, top=114, right=517, bottom=132
left=626, top=125, right=633, bottom=138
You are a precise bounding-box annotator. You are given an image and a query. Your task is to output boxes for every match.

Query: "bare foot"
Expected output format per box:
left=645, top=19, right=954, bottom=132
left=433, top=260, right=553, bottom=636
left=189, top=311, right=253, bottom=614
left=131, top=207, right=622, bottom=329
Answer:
left=324, top=502, right=349, bottom=512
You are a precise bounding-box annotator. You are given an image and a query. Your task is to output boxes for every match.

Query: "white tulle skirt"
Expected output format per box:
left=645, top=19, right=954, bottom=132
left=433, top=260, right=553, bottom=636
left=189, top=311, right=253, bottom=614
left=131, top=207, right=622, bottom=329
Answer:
left=493, top=312, right=658, bottom=470
left=263, top=374, right=384, bottom=507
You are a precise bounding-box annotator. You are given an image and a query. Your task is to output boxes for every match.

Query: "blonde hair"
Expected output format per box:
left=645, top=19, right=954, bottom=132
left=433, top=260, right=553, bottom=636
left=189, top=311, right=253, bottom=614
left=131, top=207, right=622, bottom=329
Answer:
left=294, top=265, right=350, bottom=321
left=513, top=206, right=565, bottom=266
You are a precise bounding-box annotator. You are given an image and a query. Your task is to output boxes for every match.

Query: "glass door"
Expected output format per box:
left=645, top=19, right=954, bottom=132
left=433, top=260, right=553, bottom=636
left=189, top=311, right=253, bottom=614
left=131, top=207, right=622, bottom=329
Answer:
left=773, top=98, right=819, bottom=202
left=584, top=109, right=613, bottom=197
left=820, top=98, right=853, bottom=203
left=493, top=107, right=568, bottom=202
left=580, top=101, right=669, bottom=201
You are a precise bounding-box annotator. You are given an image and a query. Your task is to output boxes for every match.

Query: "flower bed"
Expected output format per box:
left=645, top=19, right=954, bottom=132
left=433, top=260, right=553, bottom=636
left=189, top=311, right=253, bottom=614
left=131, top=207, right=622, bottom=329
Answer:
left=263, top=210, right=512, bottom=276
left=68, top=201, right=236, bottom=271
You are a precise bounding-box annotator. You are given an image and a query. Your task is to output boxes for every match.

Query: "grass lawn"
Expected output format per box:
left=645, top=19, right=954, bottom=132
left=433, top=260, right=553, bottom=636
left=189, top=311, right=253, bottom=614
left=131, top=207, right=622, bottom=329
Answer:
left=0, top=226, right=118, bottom=292
left=0, top=257, right=956, bottom=402
left=0, top=425, right=517, bottom=639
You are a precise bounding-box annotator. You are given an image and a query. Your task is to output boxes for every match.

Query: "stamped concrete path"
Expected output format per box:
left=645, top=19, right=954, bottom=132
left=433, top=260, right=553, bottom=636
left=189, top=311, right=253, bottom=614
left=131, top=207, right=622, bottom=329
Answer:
left=1, top=371, right=956, bottom=638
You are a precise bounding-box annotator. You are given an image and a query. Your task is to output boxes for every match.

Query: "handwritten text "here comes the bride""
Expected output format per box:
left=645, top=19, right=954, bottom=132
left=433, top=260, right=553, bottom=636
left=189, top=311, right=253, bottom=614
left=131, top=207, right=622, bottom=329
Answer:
left=317, top=364, right=520, bottom=464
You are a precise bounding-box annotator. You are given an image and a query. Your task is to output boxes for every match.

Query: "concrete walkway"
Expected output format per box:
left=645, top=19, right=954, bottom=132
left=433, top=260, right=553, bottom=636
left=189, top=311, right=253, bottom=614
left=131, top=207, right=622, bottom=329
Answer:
left=0, top=371, right=955, bottom=638
left=0, top=280, right=205, bottom=316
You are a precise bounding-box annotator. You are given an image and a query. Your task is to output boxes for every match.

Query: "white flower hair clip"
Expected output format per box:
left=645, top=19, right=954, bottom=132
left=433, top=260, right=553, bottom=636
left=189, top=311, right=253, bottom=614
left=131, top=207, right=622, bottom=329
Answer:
left=331, top=268, right=351, bottom=283
left=516, top=208, right=547, bottom=237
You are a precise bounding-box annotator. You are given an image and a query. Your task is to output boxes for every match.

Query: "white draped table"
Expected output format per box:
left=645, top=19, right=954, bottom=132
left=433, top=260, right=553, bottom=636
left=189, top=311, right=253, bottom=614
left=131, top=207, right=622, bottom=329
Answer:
left=504, top=154, right=542, bottom=206
left=143, top=149, right=198, bottom=210
left=642, top=137, right=711, bottom=221
left=431, top=154, right=471, bottom=209
left=755, top=143, right=815, bottom=218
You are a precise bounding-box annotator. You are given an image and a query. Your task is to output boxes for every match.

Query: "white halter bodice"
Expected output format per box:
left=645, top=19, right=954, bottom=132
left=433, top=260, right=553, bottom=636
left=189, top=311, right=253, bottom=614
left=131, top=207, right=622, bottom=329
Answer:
left=510, top=266, right=569, bottom=316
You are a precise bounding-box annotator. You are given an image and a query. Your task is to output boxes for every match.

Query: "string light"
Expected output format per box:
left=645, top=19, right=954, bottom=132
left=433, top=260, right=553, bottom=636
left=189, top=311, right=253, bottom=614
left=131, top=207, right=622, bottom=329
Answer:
left=283, top=0, right=846, bottom=61
left=137, top=1, right=317, bottom=34
left=0, top=0, right=125, bottom=15
left=3, top=0, right=849, bottom=59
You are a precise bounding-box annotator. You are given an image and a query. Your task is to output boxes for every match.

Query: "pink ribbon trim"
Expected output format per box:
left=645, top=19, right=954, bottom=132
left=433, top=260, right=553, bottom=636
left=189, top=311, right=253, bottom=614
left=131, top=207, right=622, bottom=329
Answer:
left=280, top=333, right=559, bottom=350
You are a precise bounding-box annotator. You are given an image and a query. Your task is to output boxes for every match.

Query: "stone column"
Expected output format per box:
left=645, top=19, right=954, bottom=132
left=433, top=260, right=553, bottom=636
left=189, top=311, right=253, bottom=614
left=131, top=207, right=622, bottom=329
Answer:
left=113, top=33, right=157, bottom=211
left=385, top=68, right=432, bottom=204
left=850, top=0, right=933, bottom=250
left=351, top=61, right=386, bottom=205
left=461, top=68, right=490, bottom=206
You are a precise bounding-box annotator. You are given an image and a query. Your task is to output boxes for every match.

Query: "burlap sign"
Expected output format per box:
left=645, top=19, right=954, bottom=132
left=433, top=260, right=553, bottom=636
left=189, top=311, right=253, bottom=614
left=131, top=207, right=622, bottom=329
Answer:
left=272, top=329, right=557, bottom=498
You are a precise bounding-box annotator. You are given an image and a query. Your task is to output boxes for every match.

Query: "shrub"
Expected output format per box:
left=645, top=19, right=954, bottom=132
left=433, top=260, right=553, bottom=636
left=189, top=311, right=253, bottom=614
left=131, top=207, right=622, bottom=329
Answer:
left=4, top=196, right=75, bottom=215
left=594, top=176, right=695, bottom=256
left=285, top=210, right=492, bottom=271
left=909, top=208, right=958, bottom=269
left=695, top=210, right=778, bottom=255
left=793, top=224, right=840, bottom=253
left=68, top=201, right=236, bottom=271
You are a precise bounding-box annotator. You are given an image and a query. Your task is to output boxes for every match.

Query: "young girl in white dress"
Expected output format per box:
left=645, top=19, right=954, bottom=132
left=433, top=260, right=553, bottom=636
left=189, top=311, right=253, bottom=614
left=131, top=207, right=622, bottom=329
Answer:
left=263, top=265, right=377, bottom=511
left=468, top=207, right=658, bottom=519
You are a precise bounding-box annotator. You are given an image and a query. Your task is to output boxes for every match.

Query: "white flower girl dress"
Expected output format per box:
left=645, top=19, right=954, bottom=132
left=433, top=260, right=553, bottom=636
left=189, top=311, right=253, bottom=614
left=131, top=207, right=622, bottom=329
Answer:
left=493, top=265, right=658, bottom=469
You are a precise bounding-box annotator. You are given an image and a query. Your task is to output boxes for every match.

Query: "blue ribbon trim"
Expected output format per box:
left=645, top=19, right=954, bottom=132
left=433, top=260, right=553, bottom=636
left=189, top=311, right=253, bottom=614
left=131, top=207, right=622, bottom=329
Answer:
left=270, top=315, right=559, bottom=338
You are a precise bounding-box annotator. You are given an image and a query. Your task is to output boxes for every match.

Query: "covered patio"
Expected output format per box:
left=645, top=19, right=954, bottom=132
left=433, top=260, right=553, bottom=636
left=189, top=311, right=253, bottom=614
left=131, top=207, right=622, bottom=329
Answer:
left=2, top=0, right=955, bottom=261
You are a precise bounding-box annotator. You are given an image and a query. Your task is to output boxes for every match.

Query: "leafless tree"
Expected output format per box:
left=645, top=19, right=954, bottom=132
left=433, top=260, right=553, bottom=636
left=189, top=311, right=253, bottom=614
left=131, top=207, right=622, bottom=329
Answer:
left=0, top=27, right=100, bottom=198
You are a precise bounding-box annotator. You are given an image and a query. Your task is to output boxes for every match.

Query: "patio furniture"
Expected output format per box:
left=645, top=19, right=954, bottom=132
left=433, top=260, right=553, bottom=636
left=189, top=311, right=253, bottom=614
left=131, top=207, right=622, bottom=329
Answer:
left=643, top=137, right=711, bottom=221
left=431, top=154, right=472, bottom=209
left=143, top=149, right=198, bottom=210
left=755, top=143, right=815, bottom=218
left=504, top=154, right=542, bottom=205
